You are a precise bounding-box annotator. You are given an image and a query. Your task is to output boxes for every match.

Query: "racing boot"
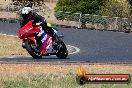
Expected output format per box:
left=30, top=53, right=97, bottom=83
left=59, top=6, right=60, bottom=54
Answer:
left=48, top=27, right=58, bottom=42
left=52, top=32, right=58, bottom=42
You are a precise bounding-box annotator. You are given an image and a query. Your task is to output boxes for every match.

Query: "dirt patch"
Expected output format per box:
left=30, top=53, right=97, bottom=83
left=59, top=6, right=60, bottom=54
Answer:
left=0, top=64, right=132, bottom=75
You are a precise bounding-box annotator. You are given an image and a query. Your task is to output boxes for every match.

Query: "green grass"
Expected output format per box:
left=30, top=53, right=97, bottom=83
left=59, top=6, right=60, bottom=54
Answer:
left=0, top=73, right=131, bottom=88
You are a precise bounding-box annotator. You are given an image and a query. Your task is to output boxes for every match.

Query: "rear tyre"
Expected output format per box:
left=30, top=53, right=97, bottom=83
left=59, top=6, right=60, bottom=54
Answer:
left=56, top=40, right=68, bottom=59
left=25, top=40, right=41, bottom=59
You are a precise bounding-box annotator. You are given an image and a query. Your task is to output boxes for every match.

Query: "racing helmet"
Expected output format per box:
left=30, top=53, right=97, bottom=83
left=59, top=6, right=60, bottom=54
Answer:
left=21, top=7, right=33, bottom=20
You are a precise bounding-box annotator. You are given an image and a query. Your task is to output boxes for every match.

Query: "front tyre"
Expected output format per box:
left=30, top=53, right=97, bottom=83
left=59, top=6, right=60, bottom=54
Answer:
left=25, top=40, right=41, bottom=59
left=56, top=40, right=68, bottom=59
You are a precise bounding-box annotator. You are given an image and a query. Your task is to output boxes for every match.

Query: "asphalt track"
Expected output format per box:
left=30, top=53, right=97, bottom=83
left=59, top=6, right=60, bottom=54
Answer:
left=0, top=22, right=132, bottom=64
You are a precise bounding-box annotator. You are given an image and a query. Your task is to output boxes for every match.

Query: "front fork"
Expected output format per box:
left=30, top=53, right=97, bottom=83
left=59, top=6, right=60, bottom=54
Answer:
left=22, top=42, right=26, bottom=48
left=22, top=37, right=37, bottom=48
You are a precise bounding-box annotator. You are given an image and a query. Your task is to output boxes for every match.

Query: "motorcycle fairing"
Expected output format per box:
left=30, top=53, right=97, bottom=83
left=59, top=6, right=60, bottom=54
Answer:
left=18, top=20, right=52, bottom=55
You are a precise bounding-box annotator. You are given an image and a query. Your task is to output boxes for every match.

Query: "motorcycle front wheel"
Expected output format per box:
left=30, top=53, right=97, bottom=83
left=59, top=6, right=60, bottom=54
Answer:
left=25, top=39, right=41, bottom=59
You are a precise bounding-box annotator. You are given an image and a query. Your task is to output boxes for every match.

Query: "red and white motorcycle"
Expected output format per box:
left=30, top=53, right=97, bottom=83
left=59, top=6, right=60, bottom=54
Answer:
left=18, top=20, right=68, bottom=59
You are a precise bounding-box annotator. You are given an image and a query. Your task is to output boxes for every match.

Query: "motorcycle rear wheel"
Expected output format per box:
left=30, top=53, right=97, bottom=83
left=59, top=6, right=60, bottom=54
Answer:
left=56, top=40, right=68, bottom=59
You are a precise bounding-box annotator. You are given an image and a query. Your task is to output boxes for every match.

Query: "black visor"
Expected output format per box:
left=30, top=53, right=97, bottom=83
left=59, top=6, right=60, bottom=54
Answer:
left=22, top=12, right=32, bottom=19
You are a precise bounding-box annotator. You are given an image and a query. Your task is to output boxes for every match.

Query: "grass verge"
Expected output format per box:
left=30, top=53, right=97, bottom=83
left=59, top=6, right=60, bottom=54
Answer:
left=0, top=34, right=27, bottom=56
left=0, top=73, right=131, bottom=88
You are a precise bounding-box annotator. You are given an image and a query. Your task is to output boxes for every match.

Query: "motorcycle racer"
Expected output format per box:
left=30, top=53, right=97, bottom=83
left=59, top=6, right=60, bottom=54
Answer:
left=20, top=6, right=57, bottom=58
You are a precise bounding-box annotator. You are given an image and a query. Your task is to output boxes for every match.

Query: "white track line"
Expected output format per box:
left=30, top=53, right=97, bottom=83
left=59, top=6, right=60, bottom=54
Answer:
left=0, top=33, right=17, bottom=37
left=67, top=45, right=80, bottom=54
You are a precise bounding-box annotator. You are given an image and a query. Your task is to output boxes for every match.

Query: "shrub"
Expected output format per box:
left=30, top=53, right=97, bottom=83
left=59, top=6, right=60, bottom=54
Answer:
left=54, top=0, right=106, bottom=21
left=99, top=0, right=131, bottom=18
left=55, top=0, right=104, bottom=14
